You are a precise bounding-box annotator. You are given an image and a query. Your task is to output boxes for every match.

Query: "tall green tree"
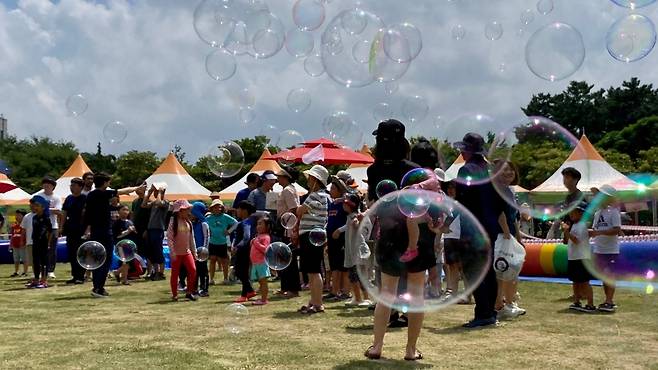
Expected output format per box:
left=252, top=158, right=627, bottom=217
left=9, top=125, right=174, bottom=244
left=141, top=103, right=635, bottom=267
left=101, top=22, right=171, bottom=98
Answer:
left=82, top=143, right=116, bottom=176
left=113, top=150, right=160, bottom=188
left=597, top=116, right=658, bottom=158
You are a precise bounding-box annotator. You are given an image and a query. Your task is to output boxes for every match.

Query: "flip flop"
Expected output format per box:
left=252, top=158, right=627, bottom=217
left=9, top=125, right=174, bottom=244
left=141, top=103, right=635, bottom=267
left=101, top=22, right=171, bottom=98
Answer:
left=404, top=350, right=423, bottom=361
left=364, top=345, right=381, bottom=360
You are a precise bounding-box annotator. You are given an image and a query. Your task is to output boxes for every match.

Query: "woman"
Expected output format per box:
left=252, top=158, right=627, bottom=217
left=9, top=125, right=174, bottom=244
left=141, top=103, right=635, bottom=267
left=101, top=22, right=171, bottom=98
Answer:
left=296, top=165, right=330, bottom=314
left=275, top=165, right=301, bottom=297
left=364, top=120, right=424, bottom=361
left=493, top=159, right=526, bottom=319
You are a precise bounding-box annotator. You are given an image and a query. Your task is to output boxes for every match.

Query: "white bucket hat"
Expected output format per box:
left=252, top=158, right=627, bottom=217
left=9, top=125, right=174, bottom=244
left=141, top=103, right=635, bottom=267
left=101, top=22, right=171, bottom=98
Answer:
left=303, top=165, right=329, bottom=186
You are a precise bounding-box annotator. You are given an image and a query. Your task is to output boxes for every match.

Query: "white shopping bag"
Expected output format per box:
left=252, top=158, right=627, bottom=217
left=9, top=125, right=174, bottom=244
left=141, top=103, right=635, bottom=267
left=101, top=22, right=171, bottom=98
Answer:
left=493, top=234, right=526, bottom=281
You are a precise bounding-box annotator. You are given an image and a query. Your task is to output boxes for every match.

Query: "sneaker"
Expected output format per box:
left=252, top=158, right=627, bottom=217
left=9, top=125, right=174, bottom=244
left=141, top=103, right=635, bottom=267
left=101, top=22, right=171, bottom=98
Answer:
left=48, top=272, right=56, bottom=279
left=252, top=299, right=268, bottom=306
left=245, top=291, right=258, bottom=300
left=66, top=278, right=78, bottom=285
left=234, top=296, right=248, bottom=303
left=358, top=300, right=373, bottom=307
left=598, top=302, right=616, bottom=313
left=462, top=316, right=498, bottom=328
left=177, top=284, right=186, bottom=292
left=185, top=293, right=198, bottom=301
left=582, top=305, right=597, bottom=313
left=20, top=272, right=27, bottom=277
left=91, top=289, right=103, bottom=298
left=569, top=302, right=583, bottom=311
left=497, top=305, right=518, bottom=320
left=345, top=299, right=361, bottom=307
left=399, top=249, right=419, bottom=263
left=74, top=280, right=85, bottom=284
left=10, top=272, right=19, bottom=277
left=26, top=281, right=40, bottom=289
left=35, top=282, right=48, bottom=289
left=511, top=302, right=526, bottom=316
left=338, top=293, right=352, bottom=301
left=198, top=291, right=209, bottom=298
left=323, top=292, right=337, bottom=300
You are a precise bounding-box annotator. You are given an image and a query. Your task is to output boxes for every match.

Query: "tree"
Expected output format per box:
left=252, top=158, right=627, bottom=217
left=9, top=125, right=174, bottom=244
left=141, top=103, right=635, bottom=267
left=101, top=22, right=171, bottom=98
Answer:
left=636, top=147, right=658, bottom=174
left=599, top=149, right=636, bottom=174
left=597, top=116, right=658, bottom=158
left=511, top=142, right=570, bottom=189
left=113, top=151, right=160, bottom=188
left=82, top=143, right=116, bottom=176
left=173, top=145, right=187, bottom=166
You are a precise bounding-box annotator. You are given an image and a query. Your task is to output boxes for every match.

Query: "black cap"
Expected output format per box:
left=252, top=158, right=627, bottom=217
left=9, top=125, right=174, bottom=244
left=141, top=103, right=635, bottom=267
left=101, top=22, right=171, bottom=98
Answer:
left=372, top=119, right=405, bottom=137
left=245, top=173, right=260, bottom=184
left=453, top=133, right=486, bottom=155
left=41, top=176, right=57, bottom=187
left=561, top=167, right=582, bottom=181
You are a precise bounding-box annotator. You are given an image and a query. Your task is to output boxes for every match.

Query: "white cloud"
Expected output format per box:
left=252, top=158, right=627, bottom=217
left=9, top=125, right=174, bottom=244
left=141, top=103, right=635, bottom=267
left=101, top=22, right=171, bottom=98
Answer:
left=0, top=0, right=657, bottom=161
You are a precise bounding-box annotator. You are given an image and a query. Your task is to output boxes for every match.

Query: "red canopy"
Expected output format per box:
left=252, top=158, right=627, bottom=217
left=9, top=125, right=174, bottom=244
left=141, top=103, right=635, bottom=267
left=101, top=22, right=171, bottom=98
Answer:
left=0, top=182, right=17, bottom=194
left=265, top=138, right=374, bottom=165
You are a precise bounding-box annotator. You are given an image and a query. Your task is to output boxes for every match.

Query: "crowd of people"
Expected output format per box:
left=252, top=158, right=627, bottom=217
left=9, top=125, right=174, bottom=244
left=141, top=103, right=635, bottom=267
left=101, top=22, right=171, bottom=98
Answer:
left=5, top=119, right=625, bottom=362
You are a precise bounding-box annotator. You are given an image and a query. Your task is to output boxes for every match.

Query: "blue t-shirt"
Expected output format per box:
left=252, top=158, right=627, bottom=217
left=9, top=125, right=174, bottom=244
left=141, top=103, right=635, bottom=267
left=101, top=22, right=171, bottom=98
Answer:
left=232, top=187, right=252, bottom=208
left=247, top=188, right=267, bottom=210
left=207, top=213, right=238, bottom=245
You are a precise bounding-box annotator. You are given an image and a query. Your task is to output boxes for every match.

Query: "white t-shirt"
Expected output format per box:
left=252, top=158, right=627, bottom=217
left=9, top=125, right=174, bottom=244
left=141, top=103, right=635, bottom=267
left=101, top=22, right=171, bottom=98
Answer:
left=442, top=215, right=461, bottom=240
left=34, top=190, right=62, bottom=229
left=567, top=222, right=591, bottom=260
left=21, top=213, right=34, bottom=245
left=592, top=206, right=621, bottom=254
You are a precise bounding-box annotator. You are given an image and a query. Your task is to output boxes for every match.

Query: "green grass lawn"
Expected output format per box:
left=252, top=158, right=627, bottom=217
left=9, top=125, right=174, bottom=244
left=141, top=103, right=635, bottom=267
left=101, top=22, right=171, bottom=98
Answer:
left=1, top=263, right=657, bottom=370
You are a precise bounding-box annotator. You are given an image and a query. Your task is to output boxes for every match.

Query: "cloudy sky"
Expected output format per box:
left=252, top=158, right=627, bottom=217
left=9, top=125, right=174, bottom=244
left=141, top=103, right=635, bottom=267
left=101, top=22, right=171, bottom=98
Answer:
left=1, top=0, right=657, bottom=161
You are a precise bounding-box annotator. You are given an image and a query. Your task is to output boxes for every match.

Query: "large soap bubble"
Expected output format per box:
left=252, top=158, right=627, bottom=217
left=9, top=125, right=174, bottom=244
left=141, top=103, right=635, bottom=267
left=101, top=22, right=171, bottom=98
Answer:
left=293, top=0, right=326, bottom=31
left=606, top=14, right=656, bottom=63
left=205, top=49, right=237, bottom=81
left=208, top=141, right=245, bottom=178
left=610, top=0, right=657, bottom=8
left=265, top=242, right=293, bottom=270
left=114, top=239, right=137, bottom=263
left=525, top=22, right=585, bottom=82
left=193, top=0, right=236, bottom=47
left=357, top=190, right=491, bottom=313
left=401, top=95, right=429, bottom=123
left=485, top=21, right=504, bottom=40
left=304, top=53, right=325, bottom=77
left=252, top=13, right=285, bottom=59
left=66, top=94, right=88, bottom=117
left=383, top=22, right=422, bottom=63
left=224, top=303, right=249, bottom=334
left=285, top=29, right=315, bottom=58
left=103, top=121, right=128, bottom=144
left=77, top=241, right=107, bottom=270
left=287, top=88, right=312, bottom=113
left=536, top=0, right=554, bottom=15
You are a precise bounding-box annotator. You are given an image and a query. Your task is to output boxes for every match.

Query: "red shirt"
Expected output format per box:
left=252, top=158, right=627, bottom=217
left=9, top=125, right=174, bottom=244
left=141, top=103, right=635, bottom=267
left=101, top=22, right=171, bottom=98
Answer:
left=10, top=223, right=25, bottom=248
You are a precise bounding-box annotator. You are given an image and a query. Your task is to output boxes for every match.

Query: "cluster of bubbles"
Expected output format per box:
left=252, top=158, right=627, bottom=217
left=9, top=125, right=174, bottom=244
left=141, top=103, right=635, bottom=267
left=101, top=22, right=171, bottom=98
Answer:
left=65, top=94, right=128, bottom=144
left=77, top=241, right=107, bottom=270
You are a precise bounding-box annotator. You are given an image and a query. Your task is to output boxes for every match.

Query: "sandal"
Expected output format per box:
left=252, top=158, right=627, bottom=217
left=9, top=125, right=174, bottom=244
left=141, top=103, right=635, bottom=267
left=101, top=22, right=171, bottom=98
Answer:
left=404, top=350, right=423, bottom=361
left=301, top=304, right=325, bottom=314
left=364, top=345, right=381, bottom=360
left=298, top=304, right=311, bottom=313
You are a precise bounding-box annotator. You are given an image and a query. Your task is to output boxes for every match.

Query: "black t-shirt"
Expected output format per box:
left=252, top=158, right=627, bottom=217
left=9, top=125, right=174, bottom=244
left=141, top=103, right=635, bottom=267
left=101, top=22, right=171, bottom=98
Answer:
left=63, top=194, right=87, bottom=236
left=131, top=197, right=151, bottom=232
left=84, top=188, right=118, bottom=235
left=456, top=158, right=505, bottom=239
left=32, top=213, right=52, bottom=247
left=366, top=159, right=418, bottom=201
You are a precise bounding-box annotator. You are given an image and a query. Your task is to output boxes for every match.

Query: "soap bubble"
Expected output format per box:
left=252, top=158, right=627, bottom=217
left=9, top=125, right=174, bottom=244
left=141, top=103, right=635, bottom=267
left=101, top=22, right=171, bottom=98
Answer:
left=103, top=121, right=128, bottom=144
left=230, top=88, right=256, bottom=109
left=239, top=108, right=256, bottom=126
left=401, top=95, right=429, bottom=123
left=224, top=303, right=249, bottom=334
left=66, top=94, right=88, bottom=117
left=610, top=0, right=657, bottom=9
left=536, top=0, right=554, bottom=15
left=280, top=212, right=298, bottom=230
left=401, top=168, right=436, bottom=189
left=309, top=227, right=327, bottom=246
left=77, top=241, right=107, bottom=270
left=358, top=190, right=491, bottom=312
left=252, top=13, right=286, bottom=59
left=196, top=247, right=209, bottom=262
left=352, top=39, right=372, bottom=64
left=322, top=111, right=354, bottom=141
left=114, top=239, right=137, bottom=263
left=383, top=22, right=422, bottom=63
left=340, top=8, right=368, bottom=35
left=384, top=81, right=399, bottom=95
left=372, top=102, right=393, bottom=122
left=276, top=130, right=304, bottom=151
left=205, top=49, right=237, bottom=81
left=451, top=24, right=466, bottom=40
left=293, top=0, right=326, bottom=31
left=287, top=88, right=312, bottom=113
left=526, top=22, right=585, bottom=82
left=265, top=242, right=293, bottom=270
left=260, top=124, right=279, bottom=147
left=193, top=0, right=235, bottom=47
left=375, top=179, right=398, bottom=200
left=485, top=21, right=504, bottom=40
left=208, top=141, right=245, bottom=178
left=520, top=9, right=534, bottom=25
left=286, top=29, right=315, bottom=58
left=336, top=122, right=364, bottom=150
left=606, top=14, right=656, bottom=63
left=304, top=53, right=325, bottom=77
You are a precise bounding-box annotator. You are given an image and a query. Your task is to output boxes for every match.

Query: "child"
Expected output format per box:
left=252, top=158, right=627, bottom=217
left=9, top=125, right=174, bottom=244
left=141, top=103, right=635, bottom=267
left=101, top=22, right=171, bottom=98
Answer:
left=191, top=202, right=210, bottom=297
left=28, top=196, right=52, bottom=289
left=113, top=205, right=137, bottom=285
left=562, top=202, right=596, bottom=313
left=589, top=185, right=621, bottom=313
left=232, top=200, right=258, bottom=303
left=206, top=200, right=237, bottom=285
left=326, top=176, right=350, bottom=301
left=166, top=200, right=198, bottom=301
left=337, top=193, right=372, bottom=307
left=250, top=216, right=272, bottom=305
left=10, top=210, right=28, bottom=277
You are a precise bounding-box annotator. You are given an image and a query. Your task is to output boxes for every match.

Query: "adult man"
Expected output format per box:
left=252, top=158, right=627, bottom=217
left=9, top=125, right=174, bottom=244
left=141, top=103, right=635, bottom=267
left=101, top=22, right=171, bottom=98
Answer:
left=142, top=184, right=170, bottom=280
left=554, top=167, right=585, bottom=242
left=247, top=170, right=277, bottom=211
left=131, top=181, right=150, bottom=273
left=455, top=133, right=505, bottom=328
left=61, top=178, right=87, bottom=284
left=83, top=172, right=144, bottom=298
left=34, top=176, right=63, bottom=279
left=233, top=173, right=259, bottom=209
left=82, top=171, right=94, bottom=195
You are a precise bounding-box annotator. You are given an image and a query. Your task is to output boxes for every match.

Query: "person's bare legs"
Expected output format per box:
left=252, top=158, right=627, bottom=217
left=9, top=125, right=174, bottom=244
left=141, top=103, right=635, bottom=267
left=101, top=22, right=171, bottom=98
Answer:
left=330, top=270, right=340, bottom=295
left=14, top=260, right=19, bottom=274
left=495, top=279, right=504, bottom=310
left=259, top=278, right=268, bottom=301
left=220, top=257, right=230, bottom=281
left=309, top=273, right=323, bottom=306
left=406, top=272, right=425, bottom=359
left=209, top=256, right=217, bottom=281
left=370, top=273, right=400, bottom=356
left=341, top=271, right=350, bottom=295
left=583, top=283, right=594, bottom=306
left=603, top=282, right=616, bottom=304
left=351, top=282, right=363, bottom=302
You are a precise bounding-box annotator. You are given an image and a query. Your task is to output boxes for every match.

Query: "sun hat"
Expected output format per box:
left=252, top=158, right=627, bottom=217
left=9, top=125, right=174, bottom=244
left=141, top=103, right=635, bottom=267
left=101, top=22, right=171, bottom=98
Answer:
left=303, top=165, right=329, bottom=186
left=336, top=170, right=359, bottom=189
left=275, top=168, right=291, bottom=178
left=593, top=184, right=617, bottom=197
left=209, top=199, right=224, bottom=209
left=330, top=175, right=349, bottom=193
left=261, top=170, right=277, bottom=181
left=453, top=132, right=487, bottom=156
left=172, top=199, right=192, bottom=213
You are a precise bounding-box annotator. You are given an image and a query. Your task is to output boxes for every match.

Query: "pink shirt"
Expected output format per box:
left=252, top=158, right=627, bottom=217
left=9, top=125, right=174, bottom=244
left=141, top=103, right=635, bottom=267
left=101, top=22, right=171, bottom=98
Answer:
left=249, top=234, right=270, bottom=264
left=166, top=219, right=195, bottom=256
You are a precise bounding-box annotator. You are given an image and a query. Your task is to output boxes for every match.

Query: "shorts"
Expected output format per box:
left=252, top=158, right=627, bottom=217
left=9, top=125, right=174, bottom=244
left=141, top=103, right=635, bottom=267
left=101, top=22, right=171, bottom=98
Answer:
left=12, top=247, right=27, bottom=263
left=443, top=238, right=463, bottom=265
left=593, top=253, right=619, bottom=277
left=348, top=266, right=359, bottom=283
left=147, top=229, right=165, bottom=264
left=327, top=236, right=348, bottom=272
left=568, top=259, right=593, bottom=283
left=250, top=263, right=271, bottom=281
left=299, top=232, right=324, bottom=274
left=209, top=243, right=229, bottom=258
left=25, top=245, right=33, bottom=265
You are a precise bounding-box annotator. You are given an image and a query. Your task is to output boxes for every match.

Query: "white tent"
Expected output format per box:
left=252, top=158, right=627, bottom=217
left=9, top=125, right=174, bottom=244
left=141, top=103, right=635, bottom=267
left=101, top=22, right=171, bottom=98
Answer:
left=218, top=149, right=306, bottom=202
left=54, top=154, right=92, bottom=200
left=532, top=135, right=640, bottom=193
left=0, top=173, right=31, bottom=206
left=136, top=153, right=212, bottom=201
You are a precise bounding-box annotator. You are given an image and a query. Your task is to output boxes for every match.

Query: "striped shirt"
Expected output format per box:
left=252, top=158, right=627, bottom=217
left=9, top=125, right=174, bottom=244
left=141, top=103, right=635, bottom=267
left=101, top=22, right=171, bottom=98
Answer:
left=299, top=190, right=329, bottom=234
